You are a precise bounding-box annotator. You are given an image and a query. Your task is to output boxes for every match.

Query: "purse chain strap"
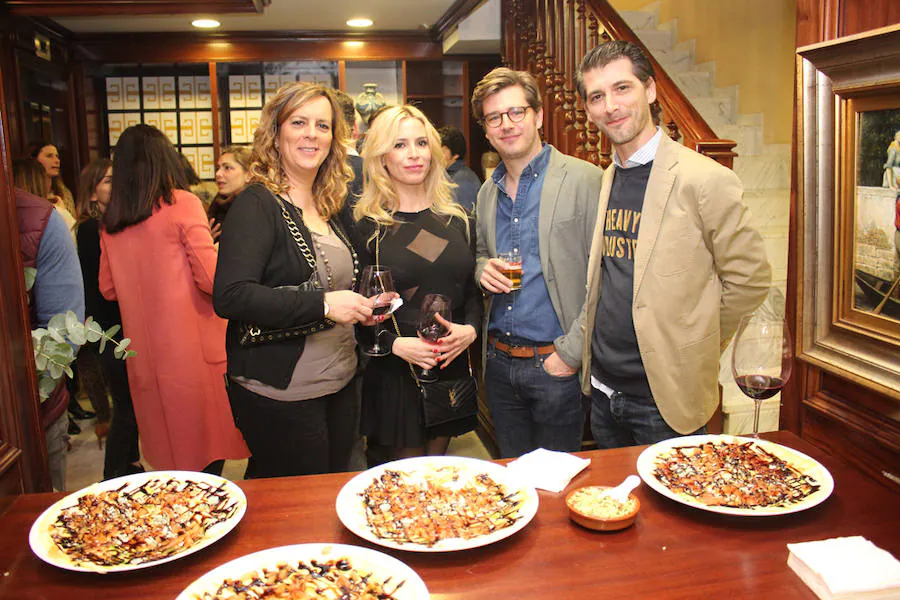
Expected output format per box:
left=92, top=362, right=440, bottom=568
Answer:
left=276, top=195, right=318, bottom=272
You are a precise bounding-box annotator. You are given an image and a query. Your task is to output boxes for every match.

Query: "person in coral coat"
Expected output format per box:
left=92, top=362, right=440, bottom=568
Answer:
left=99, top=124, right=249, bottom=473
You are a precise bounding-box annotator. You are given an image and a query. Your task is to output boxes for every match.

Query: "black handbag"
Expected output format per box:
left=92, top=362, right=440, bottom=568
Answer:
left=419, top=355, right=479, bottom=427
left=238, top=196, right=335, bottom=347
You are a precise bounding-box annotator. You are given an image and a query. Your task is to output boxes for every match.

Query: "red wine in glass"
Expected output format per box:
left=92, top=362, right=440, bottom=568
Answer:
left=359, top=266, right=394, bottom=356
left=417, top=293, right=451, bottom=383
left=731, top=311, right=792, bottom=438
left=734, top=374, right=785, bottom=400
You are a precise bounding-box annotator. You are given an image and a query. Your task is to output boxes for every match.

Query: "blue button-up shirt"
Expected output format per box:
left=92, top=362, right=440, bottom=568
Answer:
left=488, top=144, right=564, bottom=343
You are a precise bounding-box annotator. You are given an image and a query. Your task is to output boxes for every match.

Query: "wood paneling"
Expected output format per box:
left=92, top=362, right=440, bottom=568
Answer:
left=73, top=32, right=445, bottom=64
left=0, top=42, right=50, bottom=495
left=787, top=0, right=900, bottom=491
left=6, top=0, right=267, bottom=17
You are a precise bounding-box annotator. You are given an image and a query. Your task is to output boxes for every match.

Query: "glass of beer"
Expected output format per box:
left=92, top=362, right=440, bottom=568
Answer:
left=499, top=251, right=523, bottom=291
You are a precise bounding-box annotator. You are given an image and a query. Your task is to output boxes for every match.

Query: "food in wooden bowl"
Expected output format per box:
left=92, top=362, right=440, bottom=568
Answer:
left=565, top=485, right=640, bottom=531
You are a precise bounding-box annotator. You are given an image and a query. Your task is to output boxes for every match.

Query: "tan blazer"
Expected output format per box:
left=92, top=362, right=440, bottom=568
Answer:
left=476, top=145, right=603, bottom=369
left=580, top=134, right=771, bottom=433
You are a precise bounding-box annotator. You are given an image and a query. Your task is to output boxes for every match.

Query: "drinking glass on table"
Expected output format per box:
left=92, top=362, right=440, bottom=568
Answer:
left=416, top=293, right=451, bottom=383
left=498, top=250, right=522, bottom=291
left=359, top=266, right=395, bottom=356
left=731, top=311, right=792, bottom=438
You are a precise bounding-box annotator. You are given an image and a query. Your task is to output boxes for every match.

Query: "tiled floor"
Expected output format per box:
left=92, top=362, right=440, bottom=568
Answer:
left=65, top=407, right=492, bottom=492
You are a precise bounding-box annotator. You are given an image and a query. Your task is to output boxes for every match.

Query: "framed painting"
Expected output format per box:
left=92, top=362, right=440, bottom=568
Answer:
left=797, top=24, right=900, bottom=400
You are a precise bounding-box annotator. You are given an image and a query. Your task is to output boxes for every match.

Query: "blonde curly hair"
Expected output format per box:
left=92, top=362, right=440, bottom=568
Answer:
left=248, top=82, right=351, bottom=220
left=353, top=105, right=468, bottom=238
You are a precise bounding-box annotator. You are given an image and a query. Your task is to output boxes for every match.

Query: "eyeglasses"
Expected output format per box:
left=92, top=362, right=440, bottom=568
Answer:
left=482, top=106, right=531, bottom=128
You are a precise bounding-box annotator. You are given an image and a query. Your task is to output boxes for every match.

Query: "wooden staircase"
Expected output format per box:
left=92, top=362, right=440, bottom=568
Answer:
left=500, top=0, right=738, bottom=168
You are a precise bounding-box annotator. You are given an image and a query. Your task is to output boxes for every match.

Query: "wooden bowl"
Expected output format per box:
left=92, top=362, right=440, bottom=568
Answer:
left=565, top=486, right=640, bottom=531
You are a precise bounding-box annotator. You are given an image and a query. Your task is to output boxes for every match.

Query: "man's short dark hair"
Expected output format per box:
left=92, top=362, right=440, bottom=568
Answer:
left=333, top=90, right=357, bottom=131
left=438, top=125, right=467, bottom=161
left=576, top=40, right=661, bottom=124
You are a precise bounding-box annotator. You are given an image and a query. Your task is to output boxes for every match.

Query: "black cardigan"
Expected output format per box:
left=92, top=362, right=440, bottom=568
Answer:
left=212, top=183, right=359, bottom=389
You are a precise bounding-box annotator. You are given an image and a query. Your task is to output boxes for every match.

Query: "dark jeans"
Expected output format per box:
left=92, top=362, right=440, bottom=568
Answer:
left=590, top=386, right=706, bottom=449
left=227, top=378, right=359, bottom=479
left=484, top=340, right=585, bottom=458
left=97, top=347, right=141, bottom=480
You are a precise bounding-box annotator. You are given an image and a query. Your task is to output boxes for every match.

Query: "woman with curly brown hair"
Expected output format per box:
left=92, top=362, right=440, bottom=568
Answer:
left=213, top=82, right=374, bottom=478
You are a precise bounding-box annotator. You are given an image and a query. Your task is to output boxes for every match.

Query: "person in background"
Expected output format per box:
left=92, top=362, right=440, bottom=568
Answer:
left=26, top=140, right=78, bottom=239
left=883, top=129, right=900, bottom=191
left=354, top=105, right=482, bottom=461
left=213, top=82, right=374, bottom=479
left=208, top=145, right=252, bottom=242
left=438, top=124, right=481, bottom=213
left=100, top=124, right=249, bottom=474
left=178, top=153, right=219, bottom=206
left=75, top=158, right=143, bottom=479
left=14, top=174, right=85, bottom=491
left=334, top=90, right=364, bottom=205
left=575, top=41, right=770, bottom=448
left=472, top=67, right=603, bottom=459
left=13, top=157, right=89, bottom=433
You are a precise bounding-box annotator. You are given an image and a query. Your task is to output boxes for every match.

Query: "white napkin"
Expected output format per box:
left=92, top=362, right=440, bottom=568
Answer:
left=505, top=448, right=591, bottom=493
left=787, top=536, right=900, bottom=600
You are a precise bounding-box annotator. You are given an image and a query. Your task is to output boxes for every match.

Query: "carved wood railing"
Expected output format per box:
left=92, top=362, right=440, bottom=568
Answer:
left=502, top=0, right=737, bottom=169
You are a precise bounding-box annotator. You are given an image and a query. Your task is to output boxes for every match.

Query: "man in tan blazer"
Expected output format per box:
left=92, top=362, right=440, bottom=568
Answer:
left=575, top=41, right=771, bottom=448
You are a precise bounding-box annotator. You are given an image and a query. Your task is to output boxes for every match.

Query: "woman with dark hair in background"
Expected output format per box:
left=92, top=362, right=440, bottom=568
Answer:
left=208, top=145, right=252, bottom=242
left=26, top=140, right=78, bottom=239
left=100, top=124, right=248, bottom=474
left=75, top=158, right=143, bottom=479
left=213, top=82, right=373, bottom=479
left=354, top=105, right=481, bottom=461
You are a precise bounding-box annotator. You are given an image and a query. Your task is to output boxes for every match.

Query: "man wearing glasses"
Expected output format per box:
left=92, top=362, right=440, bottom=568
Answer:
left=472, top=67, right=603, bottom=458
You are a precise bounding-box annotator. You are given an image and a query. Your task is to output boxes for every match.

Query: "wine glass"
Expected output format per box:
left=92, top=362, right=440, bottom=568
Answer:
left=416, top=293, right=451, bottom=383
left=359, top=266, right=395, bottom=357
left=731, top=312, right=793, bottom=438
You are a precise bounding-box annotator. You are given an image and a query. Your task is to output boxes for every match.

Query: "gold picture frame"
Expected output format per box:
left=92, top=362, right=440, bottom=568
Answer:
left=797, top=24, right=900, bottom=400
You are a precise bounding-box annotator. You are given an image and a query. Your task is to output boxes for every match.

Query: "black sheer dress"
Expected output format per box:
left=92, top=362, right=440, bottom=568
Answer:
left=358, top=209, right=482, bottom=447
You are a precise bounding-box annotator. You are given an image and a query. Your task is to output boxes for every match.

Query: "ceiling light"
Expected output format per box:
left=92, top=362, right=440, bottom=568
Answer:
left=346, top=18, right=374, bottom=28
left=192, top=18, right=221, bottom=29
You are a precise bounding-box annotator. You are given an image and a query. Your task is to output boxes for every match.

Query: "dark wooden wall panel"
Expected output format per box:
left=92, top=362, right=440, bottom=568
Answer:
left=788, top=0, right=900, bottom=493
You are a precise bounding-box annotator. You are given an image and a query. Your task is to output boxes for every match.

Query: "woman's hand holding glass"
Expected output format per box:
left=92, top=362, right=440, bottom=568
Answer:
left=430, top=314, right=476, bottom=369
left=391, top=336, right=439, bottom=371
left=323, top=290, right=374, bottom=325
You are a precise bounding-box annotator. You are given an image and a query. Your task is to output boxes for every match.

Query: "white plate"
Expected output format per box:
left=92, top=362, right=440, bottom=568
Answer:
left=177, top=543, right=428, bottom=599
left=29, top=470, right=247, bottom=573
left=336, top=456, right=539, bottom=552
left=636, top=434, right=835, bottom=516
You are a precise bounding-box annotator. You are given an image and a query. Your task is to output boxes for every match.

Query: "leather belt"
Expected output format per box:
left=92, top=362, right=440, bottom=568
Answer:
left=488, top=335, right=555, bottom=358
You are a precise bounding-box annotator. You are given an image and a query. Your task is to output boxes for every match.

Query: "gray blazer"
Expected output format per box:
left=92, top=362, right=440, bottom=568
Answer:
left=475, top=145, right=603, bottom=369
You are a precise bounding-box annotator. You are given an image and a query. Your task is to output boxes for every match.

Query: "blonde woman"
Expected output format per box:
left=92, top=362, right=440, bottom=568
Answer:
left=354, top=105, right=482, bottom=461
left=209, top=145, right=252, bottom=241
left=213, top=83, right=374, bottom=479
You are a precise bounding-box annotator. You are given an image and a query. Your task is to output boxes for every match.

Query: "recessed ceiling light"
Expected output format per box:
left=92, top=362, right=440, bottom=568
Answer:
left=192, top=18, right=221, bottom=29
left=346, top=18, right=374, bottom=28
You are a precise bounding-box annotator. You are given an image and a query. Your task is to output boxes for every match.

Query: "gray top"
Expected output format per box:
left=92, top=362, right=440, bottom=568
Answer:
left=234, top=226, right=357, bottom=401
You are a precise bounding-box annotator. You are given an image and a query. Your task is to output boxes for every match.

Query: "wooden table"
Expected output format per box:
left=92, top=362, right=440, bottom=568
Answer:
left=0, top=431, right=897, bottom=599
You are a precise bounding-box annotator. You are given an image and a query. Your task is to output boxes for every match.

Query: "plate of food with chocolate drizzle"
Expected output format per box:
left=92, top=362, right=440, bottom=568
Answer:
left=336, top=456, right=539, bottom=552
left=177, top=543, right=428, bottom=599
left=636, top=434, right=834, bottom=516
left=29, top=470, right=247, bottom=573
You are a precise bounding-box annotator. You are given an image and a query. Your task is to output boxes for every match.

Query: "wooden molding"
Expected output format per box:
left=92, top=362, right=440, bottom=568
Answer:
left=5, top=0, right=268, bottom=17
left=432, top=0, right=487, bottom=39
left=73, top=31, right=444, bottom=63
